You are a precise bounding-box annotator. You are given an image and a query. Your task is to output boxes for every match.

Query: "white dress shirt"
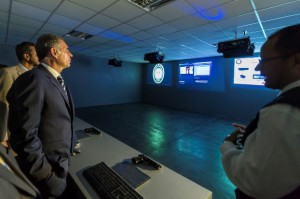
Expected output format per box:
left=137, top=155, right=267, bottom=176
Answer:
left=40, top=62, right=60, bottom=79
left=221, top=80, right=300, bottom=198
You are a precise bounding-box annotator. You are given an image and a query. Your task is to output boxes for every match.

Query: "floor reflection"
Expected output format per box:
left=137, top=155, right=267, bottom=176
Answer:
left=76, top=103, right=236, bottom=199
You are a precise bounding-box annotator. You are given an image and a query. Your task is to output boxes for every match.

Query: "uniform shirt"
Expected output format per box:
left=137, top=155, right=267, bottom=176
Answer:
left=0, top=64, right=28, bottom=143
left=221, top=80, right=300, bottom=198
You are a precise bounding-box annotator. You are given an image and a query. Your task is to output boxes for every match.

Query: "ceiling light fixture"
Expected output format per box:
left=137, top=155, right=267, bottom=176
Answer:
left=66, top=30, right=93, bottom=40
left=127, top=0, right=175, bottom=12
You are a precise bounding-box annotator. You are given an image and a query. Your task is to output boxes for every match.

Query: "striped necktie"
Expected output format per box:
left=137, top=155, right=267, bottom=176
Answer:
left=57, top=75, right=68, bottom=98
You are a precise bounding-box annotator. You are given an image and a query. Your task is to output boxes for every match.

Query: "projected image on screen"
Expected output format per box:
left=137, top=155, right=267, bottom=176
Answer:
left=234, top=57, right=265, bottom=86
left=177, top=58, right=225, bottom=92
left=152, top=63, right=164, bottom=84
left=179, top=61, right=212, bottom=85
left=147, top=62, right=172, bottom=86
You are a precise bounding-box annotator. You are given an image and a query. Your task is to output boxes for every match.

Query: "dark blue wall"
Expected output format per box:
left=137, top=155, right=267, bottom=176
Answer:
left=0, top=44, right=142, bottom=108
left=142, top=56, right=278, bottom=122
left=62, top=54, right=142, bottom=107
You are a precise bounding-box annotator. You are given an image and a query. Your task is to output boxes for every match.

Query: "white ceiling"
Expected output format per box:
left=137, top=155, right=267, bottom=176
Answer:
left=0, top=0, right=300, bottom=63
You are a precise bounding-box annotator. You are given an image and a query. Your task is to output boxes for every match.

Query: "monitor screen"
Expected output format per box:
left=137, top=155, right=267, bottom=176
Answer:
left=146, top=62, right=172, bottom=86
left=177, top=59, right=225, bottom=92
left=178, top=61, right=212, bottom=85
left=233, top=57, right=265, bottom=86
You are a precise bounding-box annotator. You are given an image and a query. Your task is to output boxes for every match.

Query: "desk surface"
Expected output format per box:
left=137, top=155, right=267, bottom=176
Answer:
left=69, top=117, right=213, bottom=199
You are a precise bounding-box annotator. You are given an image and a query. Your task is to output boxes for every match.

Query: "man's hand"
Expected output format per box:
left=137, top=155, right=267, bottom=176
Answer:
left=224, top=130, right=241, bottom=144
left=232, top=123, right=246, bottom=133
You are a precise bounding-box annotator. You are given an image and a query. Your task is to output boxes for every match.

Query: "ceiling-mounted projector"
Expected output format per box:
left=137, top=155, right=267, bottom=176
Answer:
left=144, top=51, right=164, bottom=64
left=217, top=37, right=255, bottom=58
left=108, top=58, right=122, bottom=67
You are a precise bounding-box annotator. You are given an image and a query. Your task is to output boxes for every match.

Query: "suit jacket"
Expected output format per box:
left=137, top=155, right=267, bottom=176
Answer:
left=0, top=64, right=26, bottom=141
left=7, top=65, right=76, bottom=197
left=0, top=145, right=41, bottom=199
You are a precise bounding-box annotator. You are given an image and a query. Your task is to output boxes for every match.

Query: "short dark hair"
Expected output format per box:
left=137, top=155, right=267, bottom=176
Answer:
left=268, top=23, right=300, bottom=55
left=15, top=42, right=35, bottom=62
left=36, top=34, right=63, bottom=60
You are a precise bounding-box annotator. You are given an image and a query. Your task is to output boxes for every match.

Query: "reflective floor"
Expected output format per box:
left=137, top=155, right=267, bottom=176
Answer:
left=75, top=103, right=236, bottom=199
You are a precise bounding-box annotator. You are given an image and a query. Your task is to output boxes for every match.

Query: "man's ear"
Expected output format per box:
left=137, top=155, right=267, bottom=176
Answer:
left=50, top=47, right=59, bottom=58
left=23, top=53, right=30, bottom=61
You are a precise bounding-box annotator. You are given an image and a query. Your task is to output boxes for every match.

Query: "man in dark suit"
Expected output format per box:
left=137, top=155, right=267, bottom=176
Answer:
left=7, top=34, right=77, bottom=198
left=0, top=42, right=39, bottom=148
left=0, top=144, right=41, bottom=198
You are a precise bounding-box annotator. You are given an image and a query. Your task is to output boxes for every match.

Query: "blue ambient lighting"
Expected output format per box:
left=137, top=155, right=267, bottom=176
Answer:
left=100, top=31, right=135, bottom=43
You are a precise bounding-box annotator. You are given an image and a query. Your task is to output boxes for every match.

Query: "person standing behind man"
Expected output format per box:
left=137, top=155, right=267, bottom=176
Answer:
left=0, top=144, right=41, bottom=199
left=221, top=24, right=300, bottom=198
left=0, top=42, right=39, bottom=148
left=7, top=34, right=76, bottom=198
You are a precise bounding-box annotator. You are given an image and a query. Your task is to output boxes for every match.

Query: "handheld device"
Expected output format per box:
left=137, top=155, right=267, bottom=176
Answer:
left=84, top=127, right=102, bottom=135
left=132, top=154, right=162, bottom=170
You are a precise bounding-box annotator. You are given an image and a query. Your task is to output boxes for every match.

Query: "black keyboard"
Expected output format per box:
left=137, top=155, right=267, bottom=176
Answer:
left=83, top=162, right=143, bottom=199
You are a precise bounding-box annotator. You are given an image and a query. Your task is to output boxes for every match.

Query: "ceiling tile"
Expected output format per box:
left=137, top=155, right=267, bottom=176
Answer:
left=213, top=12, right=257, bottom=30
left=76, top=23, right=104, bottom=35
left=168, top=14, right=208, bottom=30
left=11, top=1, right=50, bottom=21
left=262, top=14, right=300, bottom=30
left=55, top=1, right=96, bottom=21
left=0, top=11, right=9, bottom=23
left=201, top=0, right=253, bottom=21
left=150, top=0, right=197, bottom=22
left=10, top=14, right=43, bottom=29
left=0, top=21, right=7, bottom=34
left=161, top=31, right=187, bottom=41
left=258, top=1, right=300, bottom=21
left=15, top=0, right=62, bottom=12
left=184, top=23, right=220, bottom=38
left=87, top=13, right=121, bottom=30
left=129, top=31, right=154, bottom=41
left=9, top=23, right=38, bottom=35
left=69, top=0, right=118, bottom=12
left=87, top=35, right=110, bottom=44
left=40, top=23, right=71, bottom=36
left=127, top=13, right=164, bottom=29
left=253, top=0, right=299, bottom=10
left=145, top=24, right=178, bottom=35
left=111, top=24, right=140, bottom=36
left=6, top=31, right=33, bottom=45
left=48, top=14, right=81, bottom=29
left=101, top=0, right=145, bottom=22
left=0, top=0, right=11, bottom=12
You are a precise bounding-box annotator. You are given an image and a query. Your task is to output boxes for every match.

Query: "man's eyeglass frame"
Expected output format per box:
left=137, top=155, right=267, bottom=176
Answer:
left=258, top=53, right=297, bottom=64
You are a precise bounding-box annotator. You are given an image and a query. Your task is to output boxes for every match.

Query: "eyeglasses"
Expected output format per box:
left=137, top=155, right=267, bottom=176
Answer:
left=259, top=53, right=295, bottom=64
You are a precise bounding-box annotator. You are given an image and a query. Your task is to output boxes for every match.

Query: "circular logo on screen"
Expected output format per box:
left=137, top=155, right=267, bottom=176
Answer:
left=236, top=59, right=242, bottom=65
left=153, top=63, right=164, bottom=84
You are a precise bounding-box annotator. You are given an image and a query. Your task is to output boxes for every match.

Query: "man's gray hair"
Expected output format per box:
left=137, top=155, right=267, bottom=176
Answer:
left=36, top=34, right=63, bottom=60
